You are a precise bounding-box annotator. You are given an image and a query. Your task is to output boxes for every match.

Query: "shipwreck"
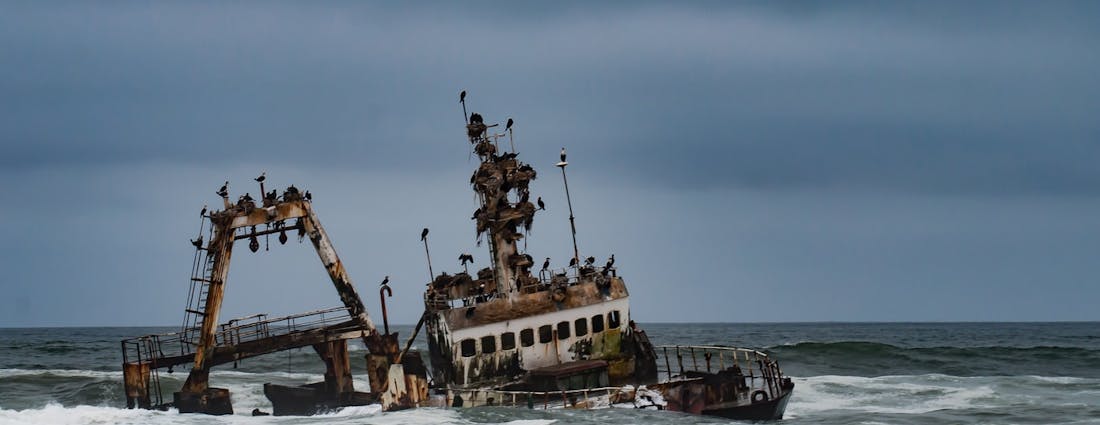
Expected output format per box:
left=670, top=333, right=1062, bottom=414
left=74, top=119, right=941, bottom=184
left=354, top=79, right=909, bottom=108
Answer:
left=119, top=93, right=793, bottom=420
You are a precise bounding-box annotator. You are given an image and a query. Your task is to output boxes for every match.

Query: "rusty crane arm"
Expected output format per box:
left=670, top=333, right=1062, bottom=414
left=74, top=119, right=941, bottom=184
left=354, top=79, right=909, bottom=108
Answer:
left=181, top=199, right=381, bottom=395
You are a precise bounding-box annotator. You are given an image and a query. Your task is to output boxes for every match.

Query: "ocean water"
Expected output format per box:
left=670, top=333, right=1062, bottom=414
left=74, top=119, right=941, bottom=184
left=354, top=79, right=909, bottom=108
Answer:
left=2, top=322, right=1099, bottom=424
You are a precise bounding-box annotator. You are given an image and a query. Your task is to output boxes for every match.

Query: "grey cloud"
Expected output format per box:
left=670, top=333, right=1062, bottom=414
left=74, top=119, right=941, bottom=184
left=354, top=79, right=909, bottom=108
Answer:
left=2, top=1, right=1099, bottom=325
left=5, top=1, right=1097, bottom=195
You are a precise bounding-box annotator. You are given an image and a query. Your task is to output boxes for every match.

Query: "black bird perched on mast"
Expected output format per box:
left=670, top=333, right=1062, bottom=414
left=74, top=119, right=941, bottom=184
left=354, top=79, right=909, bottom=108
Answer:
left=505, top=118, right=513, bottom=132
left=459, top=253, right=474, bottom=266
left=216, top=181, right=229, bottom=198
left=560, top=147, right=567, bottom=163
left=190, top=236, right=203, bottom=249
left=542, top=257, right=551, bottom=271
left=380, top=276, right=389, bottom=287
left=200, top=204, right=207, bottom=217
left=569, top=257, right=578, bottom=267
left=254, top=172, right=266, bottom=183
left=537, top=197, right=545, bottom=211
left=460, top=90, right=468, bottom=123
left=421, top=228, right=430, bottom=241
left=605, top=254, right=615, bottom=269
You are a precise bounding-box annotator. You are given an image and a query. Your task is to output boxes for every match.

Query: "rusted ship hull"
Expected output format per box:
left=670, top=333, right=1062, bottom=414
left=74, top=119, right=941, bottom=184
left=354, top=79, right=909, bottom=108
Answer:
left=263, top=383, right=376, bottom=416
left=702, top=388, right=793, bottom=421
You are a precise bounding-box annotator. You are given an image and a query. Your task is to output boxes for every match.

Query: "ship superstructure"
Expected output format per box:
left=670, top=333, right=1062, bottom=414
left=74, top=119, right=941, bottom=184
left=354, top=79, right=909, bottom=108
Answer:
left=422, top=112, right=658, bottom=390
left=419, top=96, right=793, bottom=420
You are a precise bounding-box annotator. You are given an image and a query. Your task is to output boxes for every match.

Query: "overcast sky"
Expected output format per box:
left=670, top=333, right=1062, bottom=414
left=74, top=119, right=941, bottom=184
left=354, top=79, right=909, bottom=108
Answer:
left=2, top=1, right=1098, bottom=327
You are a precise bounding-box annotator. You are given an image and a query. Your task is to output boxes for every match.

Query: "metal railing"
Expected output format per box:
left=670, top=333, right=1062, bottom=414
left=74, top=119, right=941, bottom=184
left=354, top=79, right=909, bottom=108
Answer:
left=424, top=267, right=616, bottom=309
left=122, top=306, right=354, bottom=369
left=654, top=345, right=785, bottom=399
left=448, top=386, right=634, bottom=410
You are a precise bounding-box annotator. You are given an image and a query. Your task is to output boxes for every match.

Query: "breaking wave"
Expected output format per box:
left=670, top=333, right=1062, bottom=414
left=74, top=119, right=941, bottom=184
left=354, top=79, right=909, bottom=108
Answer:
left=767, top=341, right=1100, bottom=378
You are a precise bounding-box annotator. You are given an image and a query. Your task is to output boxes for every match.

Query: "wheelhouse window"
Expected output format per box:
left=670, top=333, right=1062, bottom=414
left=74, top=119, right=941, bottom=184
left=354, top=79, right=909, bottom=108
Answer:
left=608, top=310, right=622, bottom=329
left=460, top=338, right=476, bottom=357
left=481, top=335, right=496, bottom=354
left=557, top=321, right=571, bottom=340
left=538, top=325, right=553, bottom=343
left=591, top=314, right=605, bottom=333
left=501, top=332, right=516, bottom=350
left=521, top=328, right=535, bottom=347
left=575, top=318, right=588, bottom=337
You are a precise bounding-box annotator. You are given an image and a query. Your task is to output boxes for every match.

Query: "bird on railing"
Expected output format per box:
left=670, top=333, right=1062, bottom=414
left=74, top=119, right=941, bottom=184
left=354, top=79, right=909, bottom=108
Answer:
left=190, top=236, right=203, bottom=249
left=542, top=257, right=551, bottom=271
left=216, top=181, right=229, bottom=198
left=380, top=276, right=389, bottom=287
left=569, top=257, right=578, bottom=268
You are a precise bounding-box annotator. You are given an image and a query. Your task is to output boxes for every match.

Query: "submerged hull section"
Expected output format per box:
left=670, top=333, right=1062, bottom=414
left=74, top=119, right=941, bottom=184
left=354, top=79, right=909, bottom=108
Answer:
left=703, top=387, right=793, bottom=421
left=263, top=383, right=376, bottom=416
left=433, top=345, right=792, bottom=421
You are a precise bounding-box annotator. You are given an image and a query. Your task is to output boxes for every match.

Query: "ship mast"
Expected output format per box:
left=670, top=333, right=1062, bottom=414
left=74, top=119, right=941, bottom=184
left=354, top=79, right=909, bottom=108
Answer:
left=466, top=113, right=538, bottom=299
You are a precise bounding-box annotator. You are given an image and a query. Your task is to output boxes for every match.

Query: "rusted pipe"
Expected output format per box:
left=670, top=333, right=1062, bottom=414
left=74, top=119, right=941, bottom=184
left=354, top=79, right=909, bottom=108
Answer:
left=379, top=284, right=393, bottom=335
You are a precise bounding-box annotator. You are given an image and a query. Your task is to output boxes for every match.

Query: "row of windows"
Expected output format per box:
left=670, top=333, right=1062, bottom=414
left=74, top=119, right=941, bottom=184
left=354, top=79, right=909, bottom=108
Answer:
left=460, top=310, right=622, bottom=357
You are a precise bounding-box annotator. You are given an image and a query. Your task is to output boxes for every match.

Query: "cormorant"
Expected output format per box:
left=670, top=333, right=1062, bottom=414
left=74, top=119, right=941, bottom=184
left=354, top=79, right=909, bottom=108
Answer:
left=459, top=253, right=474, bottom=266
left=217, top=181, right=229, bottom=198
left=380, top=276, right=389, bottom=286
left=190, top=236, right=203, bottom=249
left=542, top=257, right=550, bottom=271
left=560, top=147, right=567, bottom=163
left=460, top=90, right=466, bottom=104
left=569, top=257, right=578, bottom=267
left=505, top=118, right=513, bottom=132
left=254, top=172, right=266, bottom=183
left=585, top=256, right=595, bottom=266
left=605, top=254, right=615, bottom=269
left=537, top=197, right=545, bottom=211
left=200, top=204, right=207, bottom=216
left=421, top=228, right=429, bottom=241
left=304, top=191, right=312, bottom=201
left=470, top=113, right=484, bottom=124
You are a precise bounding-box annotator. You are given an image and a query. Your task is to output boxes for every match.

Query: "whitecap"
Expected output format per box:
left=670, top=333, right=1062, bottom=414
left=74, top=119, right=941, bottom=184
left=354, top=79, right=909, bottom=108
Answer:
left=0, top=369, right=121, bottom=379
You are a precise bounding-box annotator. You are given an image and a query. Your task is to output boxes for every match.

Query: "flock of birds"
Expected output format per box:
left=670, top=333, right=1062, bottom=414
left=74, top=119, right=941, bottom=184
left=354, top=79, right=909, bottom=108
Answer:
left=193, top=91, right=605, bottom=288
left=455, top=90, right=606, bottom=280
left=212, top=172, right=312, bottom=205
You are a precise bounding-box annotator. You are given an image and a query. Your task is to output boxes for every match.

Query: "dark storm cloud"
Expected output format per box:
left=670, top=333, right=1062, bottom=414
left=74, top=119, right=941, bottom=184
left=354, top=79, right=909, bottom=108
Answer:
left=1, top=1, right=1099, bottom=326
left=2, top=1, right=1098, bottom=196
